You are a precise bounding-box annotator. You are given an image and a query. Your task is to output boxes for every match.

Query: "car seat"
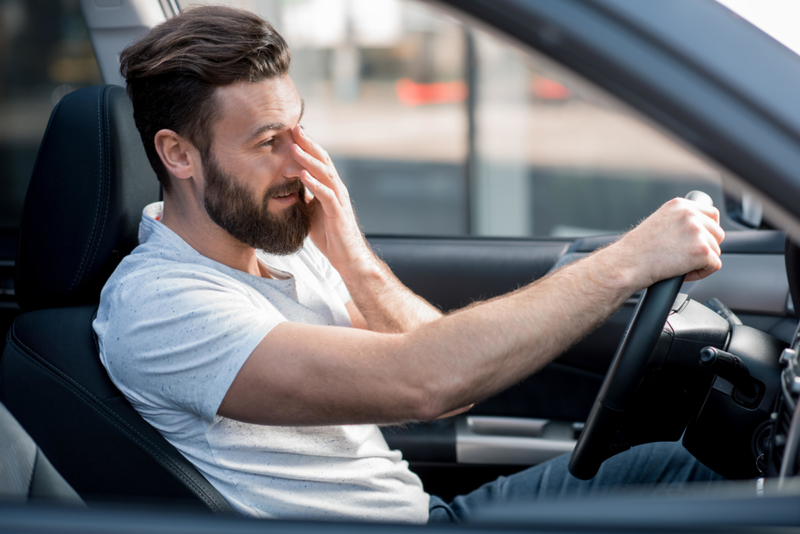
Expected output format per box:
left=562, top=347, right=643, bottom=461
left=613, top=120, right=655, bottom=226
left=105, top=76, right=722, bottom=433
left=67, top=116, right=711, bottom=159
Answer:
left=0, top=85, right=232, bottom=513
left=0, top=400, right=83, bottom=505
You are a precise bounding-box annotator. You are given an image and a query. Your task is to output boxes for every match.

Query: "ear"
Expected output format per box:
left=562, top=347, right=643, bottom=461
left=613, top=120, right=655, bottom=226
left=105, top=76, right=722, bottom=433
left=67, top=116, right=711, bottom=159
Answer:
left=154, top=129, right=198, bottom=181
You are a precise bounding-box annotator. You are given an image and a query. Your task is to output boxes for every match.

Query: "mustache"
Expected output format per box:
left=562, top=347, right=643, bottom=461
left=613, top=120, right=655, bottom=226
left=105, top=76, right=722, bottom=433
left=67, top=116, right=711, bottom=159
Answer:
left=264, top=180, right=304, bottom=200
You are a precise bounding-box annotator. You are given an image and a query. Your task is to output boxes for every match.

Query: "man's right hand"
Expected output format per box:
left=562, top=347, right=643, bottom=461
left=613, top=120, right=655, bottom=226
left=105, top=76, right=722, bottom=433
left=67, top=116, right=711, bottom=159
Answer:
left=600, top=197, right=725, bottom=291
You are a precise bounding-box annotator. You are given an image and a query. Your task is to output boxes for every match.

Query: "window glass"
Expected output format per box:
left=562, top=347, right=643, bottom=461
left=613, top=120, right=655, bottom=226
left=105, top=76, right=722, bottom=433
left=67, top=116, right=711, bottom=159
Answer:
left=0, top=0, right=103, bottom=245
left=179, top=0, right=733, bottom=238
left=471, top=31, right=726, bottom=237
left=0, top=0, right=102, bottom=329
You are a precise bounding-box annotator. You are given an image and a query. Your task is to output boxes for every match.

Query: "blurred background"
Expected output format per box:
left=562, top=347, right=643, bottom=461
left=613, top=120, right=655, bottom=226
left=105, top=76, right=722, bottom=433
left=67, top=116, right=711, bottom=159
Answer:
left=2, top=0, right=751, bottom=250
left=0, top=0, right=794, bottom=444
left=181, top=0, right=727, bottom=238
left=179, top=0, right=728, bottom=237
left=0, top=0, right=102, bottom=303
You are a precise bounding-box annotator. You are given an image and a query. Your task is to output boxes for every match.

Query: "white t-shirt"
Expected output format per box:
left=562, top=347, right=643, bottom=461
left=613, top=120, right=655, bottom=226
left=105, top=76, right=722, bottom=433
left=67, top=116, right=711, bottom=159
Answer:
left=93, top=202, right=429, bottom=523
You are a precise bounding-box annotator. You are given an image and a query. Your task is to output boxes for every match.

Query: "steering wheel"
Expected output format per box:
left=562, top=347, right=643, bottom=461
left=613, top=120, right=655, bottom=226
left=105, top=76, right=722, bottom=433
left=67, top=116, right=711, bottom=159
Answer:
left=568, top=191, right=713, bottom=480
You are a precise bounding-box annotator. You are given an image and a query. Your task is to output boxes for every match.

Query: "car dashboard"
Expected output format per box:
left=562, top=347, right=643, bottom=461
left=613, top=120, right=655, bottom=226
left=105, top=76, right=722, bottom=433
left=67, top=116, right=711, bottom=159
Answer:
left=768, top=322, right=800, bottom=481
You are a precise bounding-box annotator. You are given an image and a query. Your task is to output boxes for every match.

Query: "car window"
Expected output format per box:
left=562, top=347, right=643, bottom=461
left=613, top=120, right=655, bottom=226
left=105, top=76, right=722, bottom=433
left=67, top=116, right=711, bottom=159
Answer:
left=177, top=0, right=738, bottom=239
left=0, top=0, right=103, bottom=239
left=0, top=0, right=103, bottom=334
left=470, top=30, right=732, bottom=238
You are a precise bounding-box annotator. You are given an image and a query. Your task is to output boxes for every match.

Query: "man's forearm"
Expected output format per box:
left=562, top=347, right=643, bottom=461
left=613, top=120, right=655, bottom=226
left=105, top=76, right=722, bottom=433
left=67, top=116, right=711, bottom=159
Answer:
left=225, top=243, right=637, bottom=426
left=342, top=251, right=442, bottom=333
left=404, top=245, right=635, bottom=418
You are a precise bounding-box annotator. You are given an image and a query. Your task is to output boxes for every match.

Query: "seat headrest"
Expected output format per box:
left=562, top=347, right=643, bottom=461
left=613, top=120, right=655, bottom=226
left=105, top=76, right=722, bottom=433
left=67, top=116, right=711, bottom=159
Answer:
left=15, top=85, right=160, bottom=311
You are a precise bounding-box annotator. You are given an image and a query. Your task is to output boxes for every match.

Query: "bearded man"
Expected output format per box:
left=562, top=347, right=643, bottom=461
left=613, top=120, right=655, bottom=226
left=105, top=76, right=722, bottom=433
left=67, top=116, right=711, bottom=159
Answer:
left=94, top=5, right=726, bottom=524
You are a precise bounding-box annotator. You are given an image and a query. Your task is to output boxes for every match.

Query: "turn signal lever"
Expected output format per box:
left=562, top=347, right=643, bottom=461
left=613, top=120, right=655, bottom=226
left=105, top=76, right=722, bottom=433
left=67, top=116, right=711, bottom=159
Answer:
left=699, top=346, right=756, bottom=399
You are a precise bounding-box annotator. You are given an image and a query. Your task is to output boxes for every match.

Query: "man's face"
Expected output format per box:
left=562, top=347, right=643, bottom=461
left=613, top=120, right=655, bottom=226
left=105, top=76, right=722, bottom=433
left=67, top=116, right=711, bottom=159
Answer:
left=200, top=76, right=310, bottom=255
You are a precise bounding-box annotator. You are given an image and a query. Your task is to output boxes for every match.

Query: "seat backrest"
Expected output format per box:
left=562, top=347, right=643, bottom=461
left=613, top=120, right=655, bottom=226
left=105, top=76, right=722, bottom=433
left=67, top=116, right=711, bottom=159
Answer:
left=1, top=85, right=232, bottom=513
left=0, top=400, right=83, bottom=505
left=15, top=85, right=157, bottom=311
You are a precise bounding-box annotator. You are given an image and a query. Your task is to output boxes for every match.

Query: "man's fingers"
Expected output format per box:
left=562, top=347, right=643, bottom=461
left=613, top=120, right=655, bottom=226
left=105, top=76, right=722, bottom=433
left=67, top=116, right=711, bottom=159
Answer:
left=293, top=144, right=339, bottom=193
left=293, top=126, right=331, bottom=165
left=683, top=225, right=723, bottom=282
left=299, top=170, right=341, bottom=219
left=676, top=198, right=723, bottom=241
left=291, top=126, right=353, bottom=205
left=698, top=204, right=721, bottom=225
left=703, top=213, right=725, bottom=245
left=436, top=404, right=474, bottom=419
left=692, top=203, right=723, bottom=238
left=684, top=236, right=723, bottom=281
left=706, top=232, right=722, bottom=258
left=292, top=141, right=348, bottom=201
left=685, top=258, right=722, bottom=282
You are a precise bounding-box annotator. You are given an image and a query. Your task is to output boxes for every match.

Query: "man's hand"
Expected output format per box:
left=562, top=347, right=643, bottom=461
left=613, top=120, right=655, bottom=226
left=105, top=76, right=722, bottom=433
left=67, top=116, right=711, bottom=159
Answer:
left=602, top=197, right=725, bottom=291
left=291, top=126, right=376, bottom=279
left=291, top=126, right=442, bottom=333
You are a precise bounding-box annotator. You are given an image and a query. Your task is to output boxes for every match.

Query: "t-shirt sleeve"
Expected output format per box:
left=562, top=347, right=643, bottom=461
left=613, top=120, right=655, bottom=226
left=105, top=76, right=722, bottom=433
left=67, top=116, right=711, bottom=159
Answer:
left=95, top=267, right=284, bottom=421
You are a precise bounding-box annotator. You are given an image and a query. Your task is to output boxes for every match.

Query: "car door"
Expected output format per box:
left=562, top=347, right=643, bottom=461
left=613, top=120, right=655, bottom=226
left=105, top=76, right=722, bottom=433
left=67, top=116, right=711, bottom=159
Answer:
left=374, top=230, right=791, bottom=497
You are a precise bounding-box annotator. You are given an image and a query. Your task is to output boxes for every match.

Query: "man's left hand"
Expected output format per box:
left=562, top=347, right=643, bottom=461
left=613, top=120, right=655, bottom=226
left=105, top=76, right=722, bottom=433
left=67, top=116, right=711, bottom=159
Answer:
left=291, top=126, right=377, bottom=278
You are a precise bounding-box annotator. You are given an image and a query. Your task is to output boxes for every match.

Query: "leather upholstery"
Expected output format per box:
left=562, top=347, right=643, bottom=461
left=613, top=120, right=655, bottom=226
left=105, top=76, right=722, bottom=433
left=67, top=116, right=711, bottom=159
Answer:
left=15, top=85, right=159, bottom=311
left=1, top=85, right=233, bottom=513
left=0, top=400, right=83, bottom=504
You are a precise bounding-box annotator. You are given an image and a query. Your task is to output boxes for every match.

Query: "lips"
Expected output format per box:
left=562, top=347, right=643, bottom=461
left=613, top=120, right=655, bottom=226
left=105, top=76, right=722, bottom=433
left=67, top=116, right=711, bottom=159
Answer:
left=269, top=181, right=303, bottom=200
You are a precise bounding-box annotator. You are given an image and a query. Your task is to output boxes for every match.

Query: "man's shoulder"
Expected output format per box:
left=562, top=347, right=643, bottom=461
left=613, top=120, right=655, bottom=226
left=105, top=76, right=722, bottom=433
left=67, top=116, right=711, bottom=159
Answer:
left=102, top=243, right=249, bottom=304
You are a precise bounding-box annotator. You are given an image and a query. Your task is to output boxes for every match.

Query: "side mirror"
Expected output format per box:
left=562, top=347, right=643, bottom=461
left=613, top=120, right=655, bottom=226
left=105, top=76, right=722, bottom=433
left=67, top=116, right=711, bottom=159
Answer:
left=725, top=190, right=763, bottom=229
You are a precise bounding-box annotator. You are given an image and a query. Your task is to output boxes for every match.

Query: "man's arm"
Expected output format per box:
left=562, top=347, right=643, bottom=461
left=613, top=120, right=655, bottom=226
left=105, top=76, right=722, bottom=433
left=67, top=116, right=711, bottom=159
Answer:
left=218, top=194, right=725, bottom=427
left=342, top=258, right=442, bottom=332
left=293, top=126, right=441, bottom=334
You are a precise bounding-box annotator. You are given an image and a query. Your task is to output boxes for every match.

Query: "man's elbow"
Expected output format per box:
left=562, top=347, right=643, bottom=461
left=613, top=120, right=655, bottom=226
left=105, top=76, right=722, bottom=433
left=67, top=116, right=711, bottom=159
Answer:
left=388, top=332, right=459, bottom=422
left=410, top=395, right=445, bottom=422
left=402, top=379, right=453, bottom=422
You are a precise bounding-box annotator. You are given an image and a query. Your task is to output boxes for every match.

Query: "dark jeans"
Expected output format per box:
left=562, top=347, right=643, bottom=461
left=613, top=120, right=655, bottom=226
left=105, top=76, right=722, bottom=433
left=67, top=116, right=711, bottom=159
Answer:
left=427, top=441, right=726, bottom=524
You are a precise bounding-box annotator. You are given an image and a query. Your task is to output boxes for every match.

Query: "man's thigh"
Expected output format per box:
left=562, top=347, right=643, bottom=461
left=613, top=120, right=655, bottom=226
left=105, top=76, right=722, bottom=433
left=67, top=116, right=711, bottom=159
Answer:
left=428, top=441, right=725, bottom=524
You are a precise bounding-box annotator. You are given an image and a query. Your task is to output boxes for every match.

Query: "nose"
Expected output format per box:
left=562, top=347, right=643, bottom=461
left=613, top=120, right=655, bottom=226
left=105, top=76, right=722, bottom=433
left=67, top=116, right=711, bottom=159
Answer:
left=281, top=142, right=304, bottom=179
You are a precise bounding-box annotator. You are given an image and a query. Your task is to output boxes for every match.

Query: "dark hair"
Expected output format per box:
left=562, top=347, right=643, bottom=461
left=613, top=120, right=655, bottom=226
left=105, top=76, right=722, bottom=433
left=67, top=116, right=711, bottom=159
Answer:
left=119, top=5, right=291, bottom=192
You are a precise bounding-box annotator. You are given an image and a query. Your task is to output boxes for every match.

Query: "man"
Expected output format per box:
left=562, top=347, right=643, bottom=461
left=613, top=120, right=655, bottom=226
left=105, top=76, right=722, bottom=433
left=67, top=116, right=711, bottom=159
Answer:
left=94, top=5, right=726, bottom=524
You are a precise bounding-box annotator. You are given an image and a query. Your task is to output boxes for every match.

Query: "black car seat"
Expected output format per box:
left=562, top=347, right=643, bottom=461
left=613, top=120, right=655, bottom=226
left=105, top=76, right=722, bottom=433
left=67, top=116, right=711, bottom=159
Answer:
left=0, top=399, right=83, bottom=505
left=0, top=85, right=233, bottom=513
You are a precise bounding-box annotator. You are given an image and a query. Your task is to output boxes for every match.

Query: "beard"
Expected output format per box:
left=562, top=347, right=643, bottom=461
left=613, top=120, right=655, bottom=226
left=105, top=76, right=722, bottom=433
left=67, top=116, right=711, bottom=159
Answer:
left=202, top=153, right=311, bottom=255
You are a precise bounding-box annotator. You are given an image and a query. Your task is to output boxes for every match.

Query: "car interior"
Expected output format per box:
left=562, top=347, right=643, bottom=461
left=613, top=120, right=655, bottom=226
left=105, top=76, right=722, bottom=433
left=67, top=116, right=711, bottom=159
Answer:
left=4, top=0, right=800, bottom=531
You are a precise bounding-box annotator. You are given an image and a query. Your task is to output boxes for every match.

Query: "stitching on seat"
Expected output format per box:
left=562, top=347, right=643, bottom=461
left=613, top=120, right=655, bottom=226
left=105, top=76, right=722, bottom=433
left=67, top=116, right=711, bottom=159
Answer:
left=69, top=90, right=105, bottom=292
left=8, top=324, right=227, bottom=512
left=9, top=327, right=222, bottom=510
left=27, top=447, right=41, bottom=500
left=80, top=87, right=112, bottom=288
left=9, top=341, right=222, bottom=511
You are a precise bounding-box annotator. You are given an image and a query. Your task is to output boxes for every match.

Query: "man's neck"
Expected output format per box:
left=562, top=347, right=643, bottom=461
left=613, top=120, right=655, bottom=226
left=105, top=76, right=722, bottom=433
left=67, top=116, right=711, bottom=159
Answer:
left=159, top=195, right=267, bottom=278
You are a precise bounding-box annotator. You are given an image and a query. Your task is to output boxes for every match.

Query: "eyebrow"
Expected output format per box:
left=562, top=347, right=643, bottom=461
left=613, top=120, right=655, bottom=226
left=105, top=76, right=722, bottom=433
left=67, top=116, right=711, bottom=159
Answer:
left=247, top=99, right=305, bottom=144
